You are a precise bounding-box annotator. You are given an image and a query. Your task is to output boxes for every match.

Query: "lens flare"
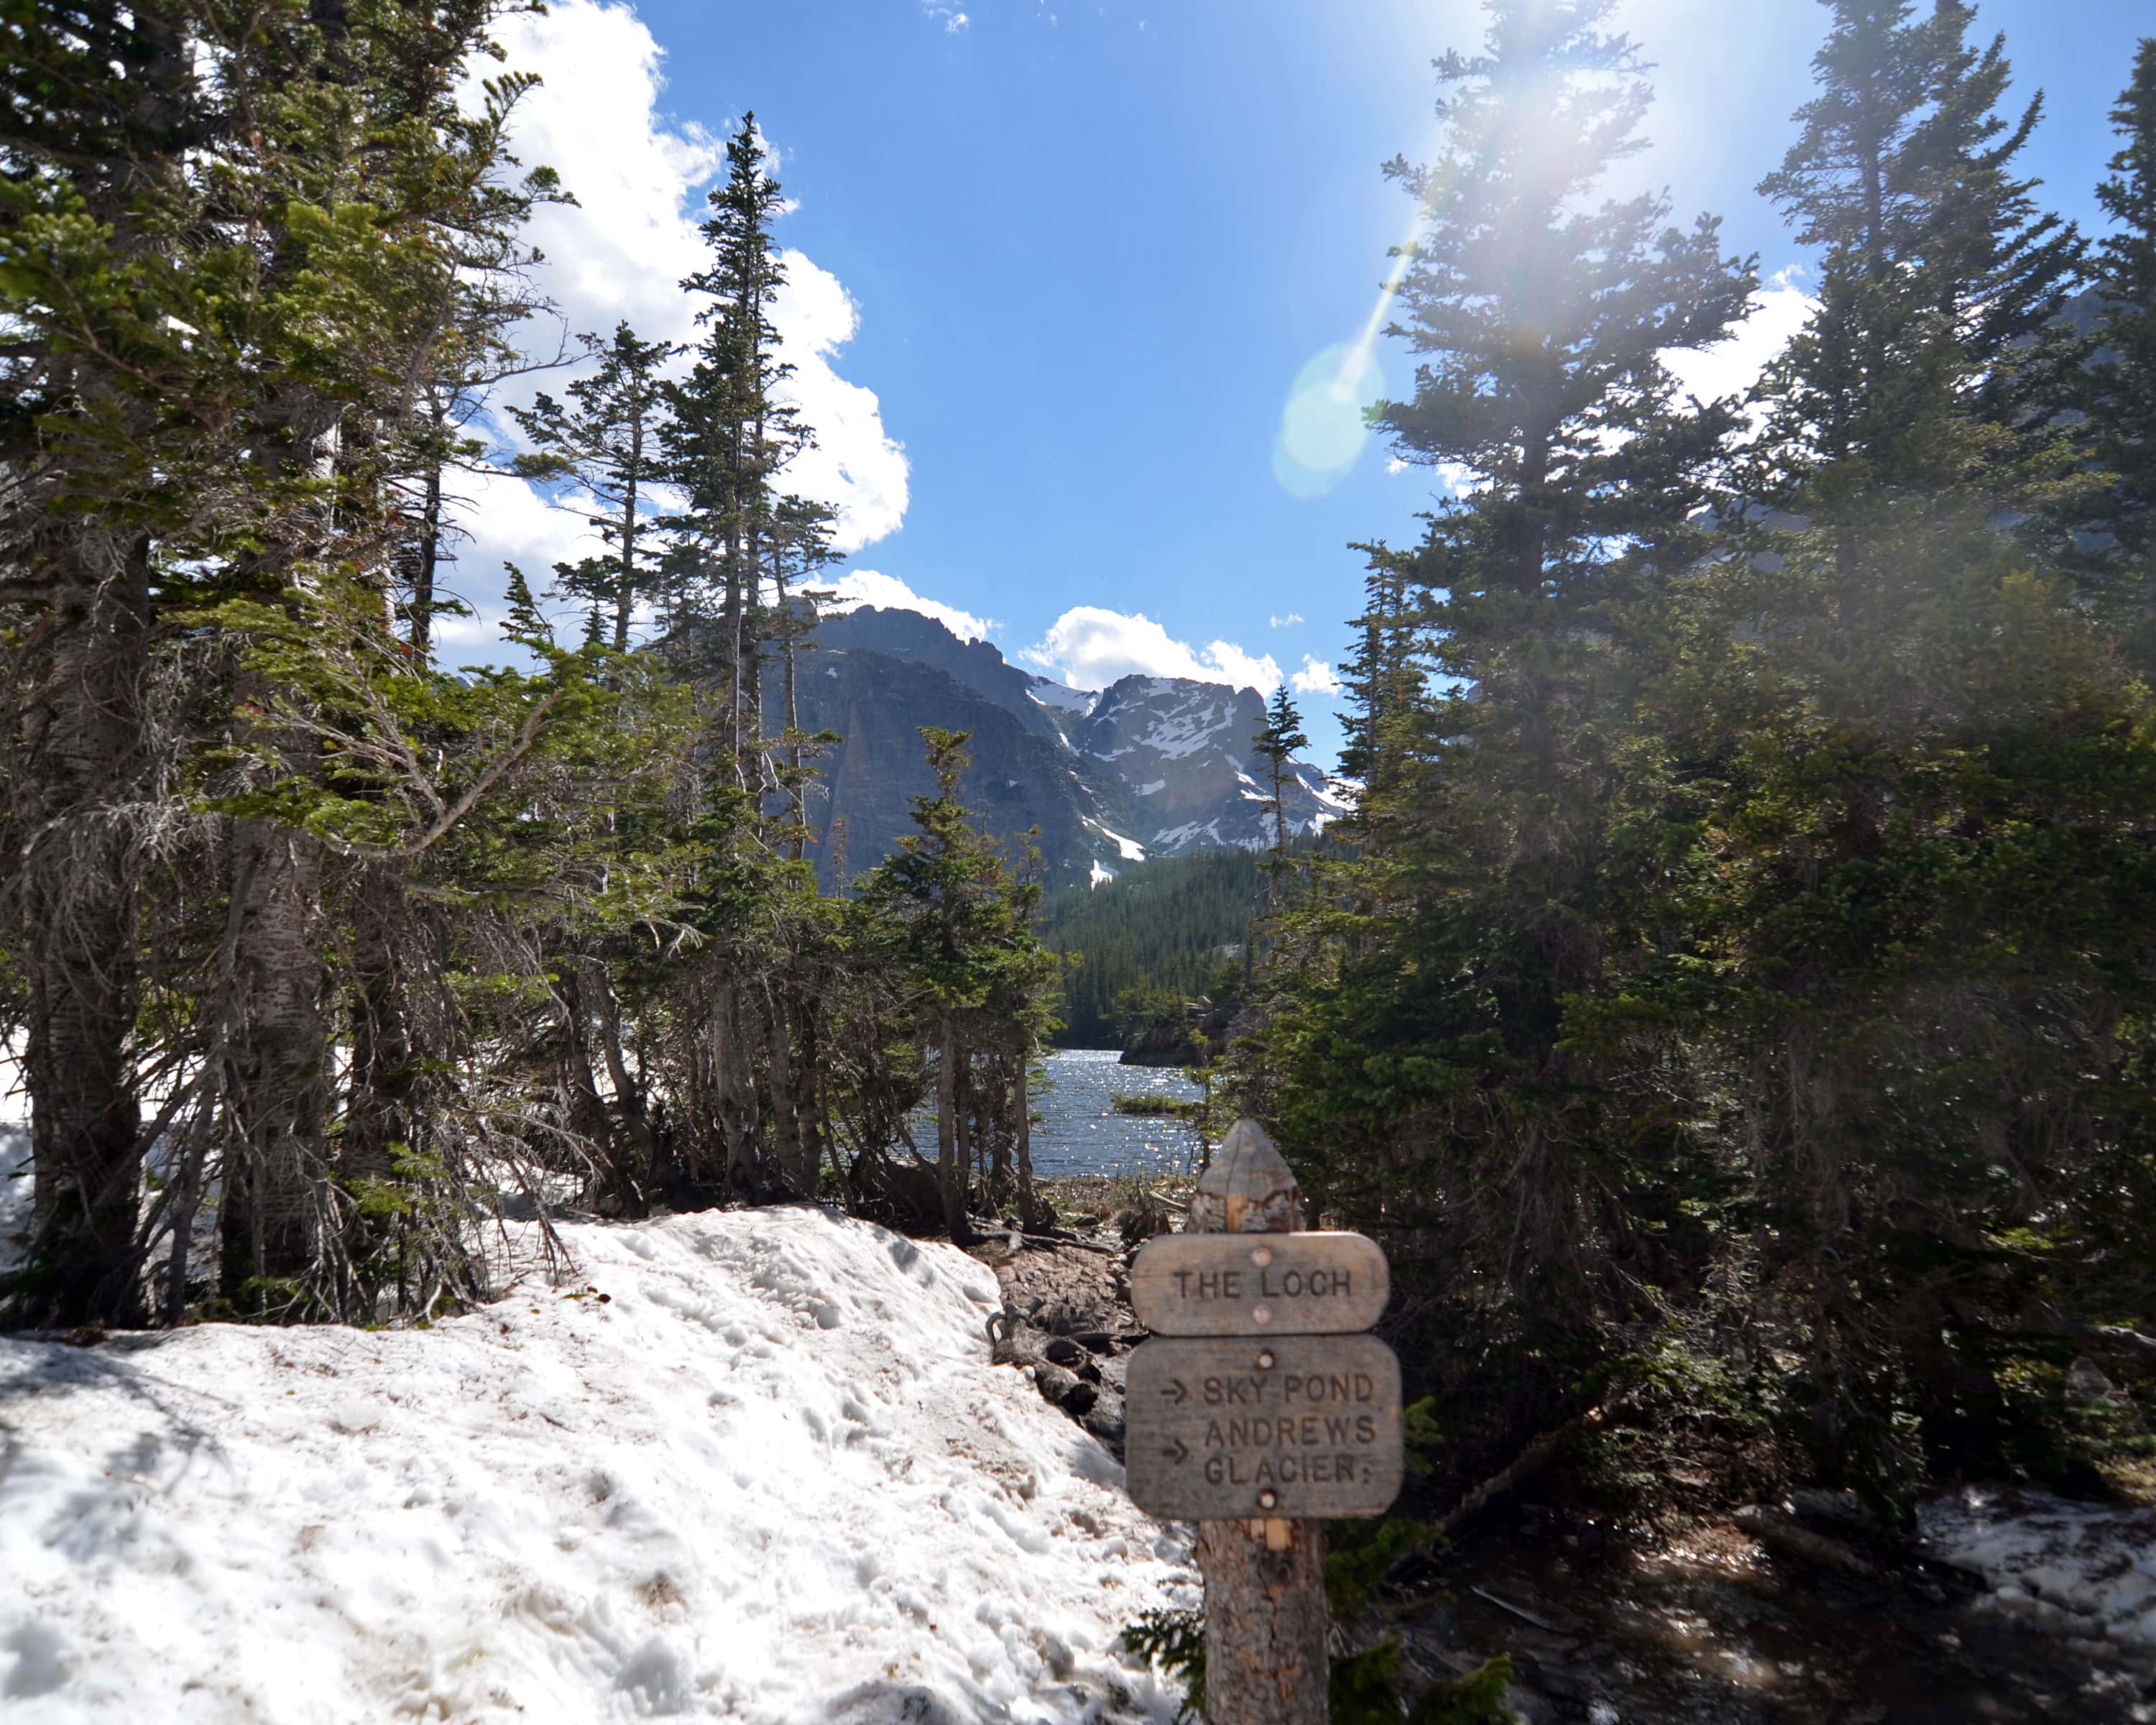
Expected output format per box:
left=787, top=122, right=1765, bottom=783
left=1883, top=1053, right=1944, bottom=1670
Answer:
left=1271, top=342, right=1385, bottom=498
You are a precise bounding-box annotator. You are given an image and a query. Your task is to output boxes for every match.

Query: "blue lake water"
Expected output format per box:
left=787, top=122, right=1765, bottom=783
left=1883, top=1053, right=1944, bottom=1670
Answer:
left=1031, top=1049, right=1204, bottom=1179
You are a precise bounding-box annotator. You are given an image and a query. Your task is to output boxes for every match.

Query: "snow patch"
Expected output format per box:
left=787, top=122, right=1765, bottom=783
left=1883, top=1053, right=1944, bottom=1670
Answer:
left=1089, top=860, right=1116, bottom=888
left=1081, top=820, right=1147, bottom=863
left=1921, top=1486, right=2156, bottom=1650
left=1026, top=681, right=1095, bottom=717
left=1133, top=781, right=1167, bottom=797
left=0, top=1208, right=1192, bottom=1722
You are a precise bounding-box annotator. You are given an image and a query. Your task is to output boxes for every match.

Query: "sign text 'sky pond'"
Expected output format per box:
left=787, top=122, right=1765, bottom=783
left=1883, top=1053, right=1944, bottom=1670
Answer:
left=1124, top=1333, right=1404, bottom=1520
left=1128, top=1231, right=1389, bottom=1337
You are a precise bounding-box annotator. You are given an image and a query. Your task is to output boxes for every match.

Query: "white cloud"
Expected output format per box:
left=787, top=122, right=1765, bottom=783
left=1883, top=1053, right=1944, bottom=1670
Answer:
left=1268, top=612, right=1304, bottom=628
left=1020, top=607, right=1281, bottom=695
left=946, top=11, right=970, bottom=29
left=1289, top=656, right=1339, bottom=696
left=1385, top=458, right=1409, bottom=475
left=430, top=465, right=609, bottom=653
left=1662, top=272, right=1816, bottom=416
left=816, top=569, right=994, bottom=643
left=773, top=252, right=911, bottom=554
left=445, top=1, right=910, bottom=662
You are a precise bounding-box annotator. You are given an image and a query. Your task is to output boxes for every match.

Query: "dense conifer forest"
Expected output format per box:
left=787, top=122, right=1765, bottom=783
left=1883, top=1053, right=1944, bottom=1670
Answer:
left=1038, top=849, right=1263, bottom=1048
left=1243, top=0, right=2156, bottom=1522
left=0, top=1, right=1063, bottom=1326
left=5, top=0, right=2156, bottom=1671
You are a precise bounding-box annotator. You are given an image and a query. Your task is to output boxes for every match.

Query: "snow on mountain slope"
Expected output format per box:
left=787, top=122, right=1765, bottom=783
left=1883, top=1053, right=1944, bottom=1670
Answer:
left=1074, top=676, right=1342, bottom=856
left=0, top=1207, right=1194, bottom=1724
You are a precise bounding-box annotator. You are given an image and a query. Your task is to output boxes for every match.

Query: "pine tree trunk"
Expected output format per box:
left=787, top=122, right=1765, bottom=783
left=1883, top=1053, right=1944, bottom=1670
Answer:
left=343, top=865, right=414, bottom=1310
left=558, top=970, right=617, bottom=1201
left=221, top=816, right=330, bottom=1315
left=16, top=523, right=151, bottom=1325
left=218, top=395, right=341, bottom=1316
left=714, top=982, right=763, bottom=1195
left=587, top=960, right=655, bottom=1213
left=936, top=1015, right=975, bottom=1244
left=615, top=420, right=640, bottom=653
left=408, top=397, right=446, bottom=657
left=1014, top=1056, right=1043, bottom=1233
left=792, top=995, right=826, bottom=1195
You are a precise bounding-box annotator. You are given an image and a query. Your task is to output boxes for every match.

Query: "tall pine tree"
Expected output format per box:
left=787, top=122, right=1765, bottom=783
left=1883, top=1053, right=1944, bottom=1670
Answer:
left=1264, top=0, right=1756, bottom=1471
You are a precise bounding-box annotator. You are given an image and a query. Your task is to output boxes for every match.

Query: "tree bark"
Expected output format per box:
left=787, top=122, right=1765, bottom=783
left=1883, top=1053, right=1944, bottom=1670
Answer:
left=936, top=1015, right=975, bottom=1245
left=220, top=816, right=330, bottom=1314
left=587, top=960, right=655, bottom=1213
left=714, top=982, right=762, bottom=1195
left=1014, top=1054, right=1043, bottom=1233
left=16, top=523, right=152, bottom=1325
left=762, top=977, right=808, bottom=1196
left=341, top=864, right=415, bottom=1310
left=218, top=392, right=341, bottom=1316
left=558, top=970, right=617, bottom=1201
left=614, top=415, right=640, bottom=653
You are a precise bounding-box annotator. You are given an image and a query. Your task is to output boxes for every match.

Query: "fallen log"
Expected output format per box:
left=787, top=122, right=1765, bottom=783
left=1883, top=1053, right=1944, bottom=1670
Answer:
left=1734, top=1504, right=1879, bottom=1578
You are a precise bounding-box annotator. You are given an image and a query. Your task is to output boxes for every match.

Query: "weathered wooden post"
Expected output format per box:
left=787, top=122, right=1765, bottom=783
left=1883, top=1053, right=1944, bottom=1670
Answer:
left=1123, top=1118, right=1404, bottom=1724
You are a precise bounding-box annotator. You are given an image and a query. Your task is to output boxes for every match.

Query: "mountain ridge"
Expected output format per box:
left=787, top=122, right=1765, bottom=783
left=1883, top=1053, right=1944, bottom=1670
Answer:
left=784, top=605, right=1345, bottom=888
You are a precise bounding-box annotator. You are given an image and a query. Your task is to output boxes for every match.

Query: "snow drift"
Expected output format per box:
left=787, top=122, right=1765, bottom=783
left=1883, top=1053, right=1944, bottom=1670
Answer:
left=0, top=1206, right=1195, bottom=1722
left=1922, top=1485, right=2156, bottom=1650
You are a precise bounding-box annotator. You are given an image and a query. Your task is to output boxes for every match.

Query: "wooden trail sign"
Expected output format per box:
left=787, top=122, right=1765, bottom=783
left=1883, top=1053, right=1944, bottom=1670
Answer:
left=1130, top=1231, right=1388, bottom=1337
left=1118, top=1117, right=1404, bottom=1724
left=1125, top=1334, right=1404, bottom=1519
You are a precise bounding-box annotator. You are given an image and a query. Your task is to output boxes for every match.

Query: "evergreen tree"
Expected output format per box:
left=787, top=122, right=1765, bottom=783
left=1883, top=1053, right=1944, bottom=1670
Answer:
left=511, top=322, right=678, bottom=653
left=1250, top=686, right=1309, bottom=910
left=1260, top=0, right=1756, bottom=1487
left=1271, top=0, right=1754, bottom=1261
left=1631, top=0, right=2156, bottom=1505
left=1751, top=0, right=2085, bottom=523
left=862, top=730, right=1059, bottom=1243
left=1, top=0, right=590, bottom=1324
left=2082, top=40, right=2156, bottom=567
left=663, top=116, right=808, bottom=772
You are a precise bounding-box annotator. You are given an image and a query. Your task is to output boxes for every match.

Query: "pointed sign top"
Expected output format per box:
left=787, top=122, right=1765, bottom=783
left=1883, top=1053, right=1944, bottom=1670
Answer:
left=1190, top=1118, right=1302, bottom=1235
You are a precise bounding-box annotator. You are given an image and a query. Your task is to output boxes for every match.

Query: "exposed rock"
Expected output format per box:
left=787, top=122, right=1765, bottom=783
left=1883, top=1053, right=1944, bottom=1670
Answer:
left=1112, top=1200, right=1176, bottom=1246
left=785, top=607, right=1350, bottom=889
left=1080, top=1403, right=1126, bottom=1448
left=848, top=1152, right=944, bottom=1230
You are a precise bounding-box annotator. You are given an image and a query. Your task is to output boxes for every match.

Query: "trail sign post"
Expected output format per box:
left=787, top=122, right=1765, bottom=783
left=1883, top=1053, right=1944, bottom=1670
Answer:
left=1130, top=1231, right=1389, bottom=1338
left=1122, top=1119, right=1402, bottom=1725
left=1125, top=1334, right=1404, bottom=1519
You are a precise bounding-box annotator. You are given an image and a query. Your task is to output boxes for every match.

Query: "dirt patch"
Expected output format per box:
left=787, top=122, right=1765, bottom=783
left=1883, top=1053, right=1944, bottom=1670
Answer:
left=1401, top=1505, right=2156, bottom=1724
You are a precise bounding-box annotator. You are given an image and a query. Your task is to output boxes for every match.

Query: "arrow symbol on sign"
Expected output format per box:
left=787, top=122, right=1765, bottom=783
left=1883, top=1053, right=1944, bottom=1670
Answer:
left=1161, top=1438, right=1190, bottom=1465
left=1160, top=1379, right=1189, bottom=1405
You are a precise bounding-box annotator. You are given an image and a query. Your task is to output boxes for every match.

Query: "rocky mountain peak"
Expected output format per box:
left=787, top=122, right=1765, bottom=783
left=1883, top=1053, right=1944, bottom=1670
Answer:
left=783, top=604, right=1348, bottom=887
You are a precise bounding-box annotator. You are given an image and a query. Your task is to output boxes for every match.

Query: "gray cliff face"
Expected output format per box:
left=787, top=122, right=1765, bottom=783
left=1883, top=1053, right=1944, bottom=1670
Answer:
left=787, top=643, right=1101, bottom=891
left=780, top=607, right=1347, bottom=888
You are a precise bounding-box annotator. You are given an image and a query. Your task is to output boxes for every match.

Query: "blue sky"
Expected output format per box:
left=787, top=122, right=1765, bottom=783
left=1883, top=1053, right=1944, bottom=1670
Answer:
left=461, top=0, right=2152, bottom=767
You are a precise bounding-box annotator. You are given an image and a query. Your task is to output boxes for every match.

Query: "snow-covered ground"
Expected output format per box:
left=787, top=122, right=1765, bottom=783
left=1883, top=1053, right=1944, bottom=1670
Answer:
left=1922, top=1485, right=2156, bottom=1650
left=0, top=1207, right=1195, bottom=1722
